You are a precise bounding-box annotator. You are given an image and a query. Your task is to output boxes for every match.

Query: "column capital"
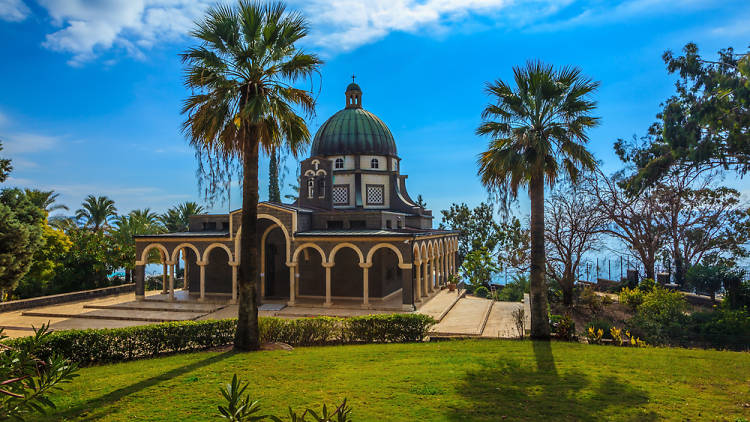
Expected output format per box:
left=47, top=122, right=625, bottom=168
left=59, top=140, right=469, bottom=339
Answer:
left=358, top=262, right=372, bottom=269
left=229, top=261, right=239, bottom=267
left=286, top=261, right=298, bottom=268
left=197, top=261, right=208, bottom=266
left=165, top=261, right=177, bottom=266
left=322, top=262, right=335, bottom=268
left=398, top=263, right=412, bottom=270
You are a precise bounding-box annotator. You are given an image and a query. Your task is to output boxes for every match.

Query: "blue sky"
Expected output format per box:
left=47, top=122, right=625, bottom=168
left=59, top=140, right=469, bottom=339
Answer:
left=1, top=0, right=749, bottom=221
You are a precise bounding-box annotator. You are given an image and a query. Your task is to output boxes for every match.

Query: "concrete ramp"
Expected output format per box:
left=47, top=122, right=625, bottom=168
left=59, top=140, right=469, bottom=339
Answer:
left=430, top=296, right=493, bottom=337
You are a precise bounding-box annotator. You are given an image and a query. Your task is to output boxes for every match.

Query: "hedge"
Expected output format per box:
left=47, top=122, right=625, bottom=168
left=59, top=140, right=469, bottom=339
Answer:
left=2, top=314, right=436, bottom=365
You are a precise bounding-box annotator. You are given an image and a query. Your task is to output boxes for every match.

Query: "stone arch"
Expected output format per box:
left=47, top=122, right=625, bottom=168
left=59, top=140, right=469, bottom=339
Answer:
left=235, top=213, right=292, bottom=264
left=412, top=243, right=421, bottom=262
left=170, top=242, right=200, bottom=263
left=421, top=242, right=429, bottom=260
left=292, top=242, right=327, bottom=264
left=138, top=243, right=170, bottom=265
left=329, top=242, right=364, bottom=265
left=366, top=243, right=404, bottom=265
left=203, top=243, right=234, bottom=264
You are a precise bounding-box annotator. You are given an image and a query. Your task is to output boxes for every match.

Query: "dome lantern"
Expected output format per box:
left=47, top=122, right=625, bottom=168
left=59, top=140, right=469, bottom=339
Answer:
left=345, top=74, right=362, bottom=109
left=310, top=79, right=397, bottom=158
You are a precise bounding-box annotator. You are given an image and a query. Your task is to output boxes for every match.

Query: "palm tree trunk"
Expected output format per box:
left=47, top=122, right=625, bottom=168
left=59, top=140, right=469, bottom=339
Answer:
left=235, top=136, right=261, bottom=351
left=529, top=173, right=550, bottom=339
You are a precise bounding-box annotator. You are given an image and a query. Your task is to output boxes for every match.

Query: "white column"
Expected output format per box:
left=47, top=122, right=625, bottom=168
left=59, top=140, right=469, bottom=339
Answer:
left=360, top=263, right=372, bottom=308
left=414, top=260, right=422, bottom=301
left=288, top=263, right=297, bottom=306
left=199, top=262, right=206, bottom=301
left=323, top=263, right=333, bottom=307
left=231, top=263, right=238, bottom=303
left=168, top=262, right=175, bottom=301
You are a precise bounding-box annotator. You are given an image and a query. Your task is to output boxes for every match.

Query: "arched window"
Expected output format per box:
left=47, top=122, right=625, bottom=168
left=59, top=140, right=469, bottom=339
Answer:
left=307, top=179, right=314, bottom=198
left=370, top=158, right=379, bottom=169
left=335, top=158, right=344, bottom=169
left=317, top=178, right=325, bottom=198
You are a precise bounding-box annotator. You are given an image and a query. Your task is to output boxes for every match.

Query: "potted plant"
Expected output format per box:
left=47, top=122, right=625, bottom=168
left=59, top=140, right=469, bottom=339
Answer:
left=447, top=274, right=459, bottom=292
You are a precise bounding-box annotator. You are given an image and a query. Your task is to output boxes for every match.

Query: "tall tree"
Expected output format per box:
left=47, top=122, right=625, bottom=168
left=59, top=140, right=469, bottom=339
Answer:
left=625, top=43, right=750, bottom=189
left=586, top=170, right=665, bottom=280
left=476, top=61, right=600, bottom=339
left=268, top=147, right=281, bottom=202
left=544, top=182, right=606, bottom=305
left=0, top=189, right=45, bottom=299
left=0, top=140, right=11, bottom=183
left=75, top=195, right=117, bottom=232
left=182, top=1, right=322, bottom=350
left=24, top=189, right=69, bottom=214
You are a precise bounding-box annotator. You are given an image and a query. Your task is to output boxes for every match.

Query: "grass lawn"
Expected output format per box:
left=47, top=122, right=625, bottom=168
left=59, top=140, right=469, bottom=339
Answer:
left=42, top=339, right=749, bottom=421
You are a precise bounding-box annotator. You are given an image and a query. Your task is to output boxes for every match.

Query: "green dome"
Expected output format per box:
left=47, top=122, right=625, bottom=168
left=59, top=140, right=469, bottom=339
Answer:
left=311, top=108, right=397, bottom=157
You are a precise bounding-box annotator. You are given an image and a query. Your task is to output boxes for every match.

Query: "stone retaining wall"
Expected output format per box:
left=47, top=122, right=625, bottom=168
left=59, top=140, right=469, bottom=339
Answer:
left=0, top=284, right=135, bottom=313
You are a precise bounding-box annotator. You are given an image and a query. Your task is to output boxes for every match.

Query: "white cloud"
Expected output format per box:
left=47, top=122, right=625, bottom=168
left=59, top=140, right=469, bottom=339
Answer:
left=0, top=0, right=29, bottom=22
left=1, top=132, right=61, bottom=155
left=33, top=0, right=729, bottom=65
left=39, top=0, right=213, bottom=65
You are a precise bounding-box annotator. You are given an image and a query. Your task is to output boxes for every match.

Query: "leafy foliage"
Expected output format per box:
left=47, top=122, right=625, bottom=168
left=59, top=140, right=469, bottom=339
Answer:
left=23, top=189, right=68, bottom=214
left=459, top=247, right=499, bottom=291
left=0, top=324, right=78, bottom=421
left=159, top=201, right=204, bottom=233
left=493, top=274, right=528, bottom=302
left=0, top=141, right=11, bottom=183
left=474, top=286, right=489, bottom=298
left=0, top=189, right=45, bottom=297
left=12, top=224, right=71, bottom=299
left=75, top=195, right=117, bottom=231
left=218, top=374, right=351, bottom=422
left=622, top=43, right=750, bottom=188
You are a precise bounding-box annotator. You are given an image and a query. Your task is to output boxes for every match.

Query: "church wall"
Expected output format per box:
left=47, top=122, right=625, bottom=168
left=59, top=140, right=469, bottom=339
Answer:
left=205, top=248, right=232, bottom=294
left=330, top=155, right=356, bottom=170
left=297, top=248, right=325, bottom=296
left=359, top=155, right=388, bottom=171
left=361, top=173, right=390, bottom=208
left=331, top=173, right=355, bottom=207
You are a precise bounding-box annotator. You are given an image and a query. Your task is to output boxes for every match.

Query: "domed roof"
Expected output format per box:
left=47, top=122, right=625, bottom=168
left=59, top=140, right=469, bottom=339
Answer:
left=311, top=108, right=397, bottom=157
left=346, top=82, right=361, bottom=92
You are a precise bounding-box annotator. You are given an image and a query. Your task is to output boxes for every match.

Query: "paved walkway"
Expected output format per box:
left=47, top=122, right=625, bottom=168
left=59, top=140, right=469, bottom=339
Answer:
left=429, top=293, right=532, bottom=338
left=430, top=296, right=492, bottom=336
left=416, top=288, right=464, bottom=321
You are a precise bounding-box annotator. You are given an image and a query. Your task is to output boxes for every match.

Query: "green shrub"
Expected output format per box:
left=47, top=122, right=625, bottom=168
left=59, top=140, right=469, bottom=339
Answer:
left=578, top=287, right=603, bottom=314
left=627, top=286, right=688, bottom=345
left=586, top=319, right=613, bottom=339
left=494, top=275, right=528, bottom=302
left=619, top=287, right=645, bottom=311
left=639, top=277, right=656, bottom=292
left=549, top=314, right=575, bottom=340
left=474, top=286, right=489, bottom=298
left=688, top=308, right=750, bottom=350
left=2, top=314, right=436, bottom=366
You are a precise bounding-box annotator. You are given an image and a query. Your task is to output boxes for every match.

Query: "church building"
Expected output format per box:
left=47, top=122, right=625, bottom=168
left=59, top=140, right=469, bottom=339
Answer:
left=133, top=82, right=458, bottom=311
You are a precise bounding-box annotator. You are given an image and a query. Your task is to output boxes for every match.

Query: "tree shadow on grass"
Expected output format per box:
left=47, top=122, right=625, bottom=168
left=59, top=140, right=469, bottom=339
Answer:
left=447, top=341, right=659, bottom=421
left=49, top=351, right=235, bottom=421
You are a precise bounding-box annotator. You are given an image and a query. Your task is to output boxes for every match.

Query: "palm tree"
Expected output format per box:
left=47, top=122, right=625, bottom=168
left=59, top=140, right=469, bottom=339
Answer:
left=24, top=189, right=69, bottom=214
left=114, top=210, right=165, bottom=282
left=476, top=61, right=600, bottom=339
left=160, top=201, right=205, bottom=233
left=75, top=195, right=117, bottom=232
left=182, top=1, right=321, bottom=350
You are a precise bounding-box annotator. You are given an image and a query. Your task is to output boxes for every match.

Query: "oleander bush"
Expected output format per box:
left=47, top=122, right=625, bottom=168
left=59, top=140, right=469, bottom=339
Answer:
left=474, top=286, right=489, bottom=298
left=2, top=314, right=436, bottom=365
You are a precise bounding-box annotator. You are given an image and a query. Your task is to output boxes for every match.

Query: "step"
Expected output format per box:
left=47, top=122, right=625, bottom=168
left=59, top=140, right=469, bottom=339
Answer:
left=21, top=309, right=206, bottom=323
left=82, top=303, right=224, bottom=313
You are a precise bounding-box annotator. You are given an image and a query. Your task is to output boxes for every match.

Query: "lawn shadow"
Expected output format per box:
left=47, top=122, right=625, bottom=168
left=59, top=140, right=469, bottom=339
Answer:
left=49, top=351, right=235, bottom=421
left=447, top=341, right=658, bottom=421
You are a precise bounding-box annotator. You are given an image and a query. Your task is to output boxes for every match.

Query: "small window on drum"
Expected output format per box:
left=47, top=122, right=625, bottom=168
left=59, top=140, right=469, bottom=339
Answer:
left=307, top=179, right=314, bottom=198
left=317, top=178, right=325, bottom=198
left=370, top=158, right=379, bottom=169
left=335, top=158, right=344, bottom=169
